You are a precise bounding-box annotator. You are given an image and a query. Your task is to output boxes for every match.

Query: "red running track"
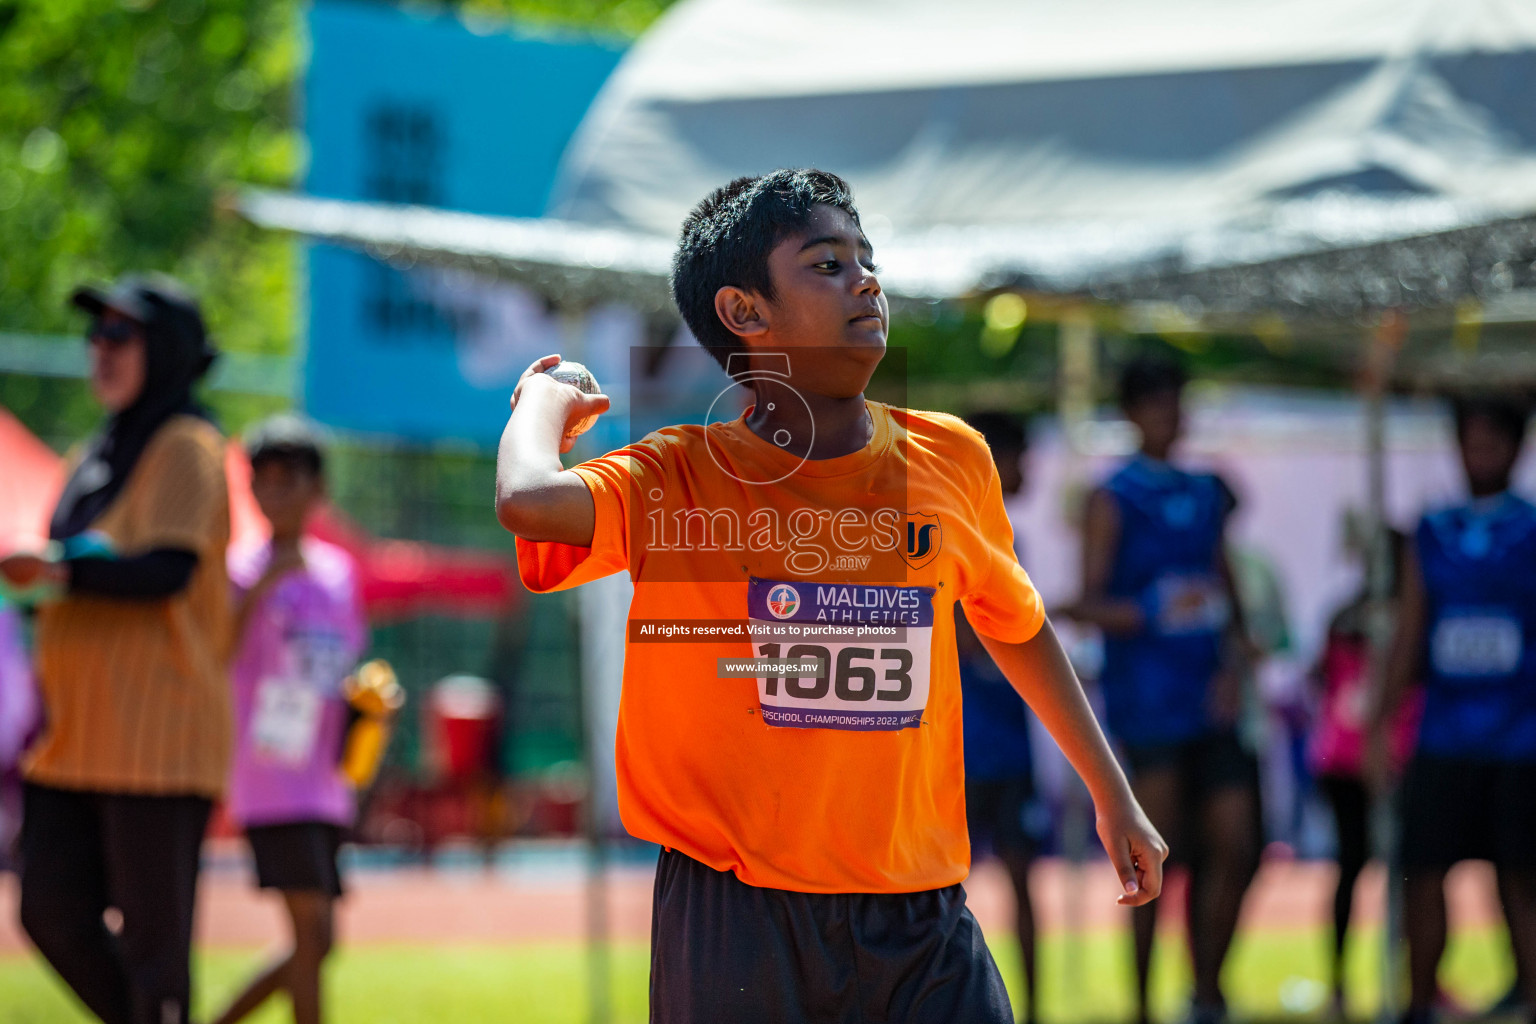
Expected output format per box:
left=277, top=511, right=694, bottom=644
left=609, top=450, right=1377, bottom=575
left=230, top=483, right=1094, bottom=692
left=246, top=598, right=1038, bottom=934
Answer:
left=0, top=849, right=1505, bottom=952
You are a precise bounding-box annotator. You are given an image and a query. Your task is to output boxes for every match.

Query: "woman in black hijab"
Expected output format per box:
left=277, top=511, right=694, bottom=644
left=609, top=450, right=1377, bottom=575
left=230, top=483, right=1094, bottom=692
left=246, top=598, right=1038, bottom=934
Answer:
left=0, top=275, right=234, bottom=1024
left=51, top=275, right=218, bottom=542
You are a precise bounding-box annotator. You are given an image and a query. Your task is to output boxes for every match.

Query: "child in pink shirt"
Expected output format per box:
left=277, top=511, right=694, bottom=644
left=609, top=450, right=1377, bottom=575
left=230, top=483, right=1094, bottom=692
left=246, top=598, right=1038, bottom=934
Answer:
left=214, top=415, right=365, bottom=1024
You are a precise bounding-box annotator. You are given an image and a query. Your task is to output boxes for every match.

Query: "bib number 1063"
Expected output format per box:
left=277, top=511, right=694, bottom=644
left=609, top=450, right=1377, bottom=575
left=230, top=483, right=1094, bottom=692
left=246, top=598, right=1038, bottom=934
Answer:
left=747, top=577, right=934, bottom=731
left=756, top=642, right=913, bottom=702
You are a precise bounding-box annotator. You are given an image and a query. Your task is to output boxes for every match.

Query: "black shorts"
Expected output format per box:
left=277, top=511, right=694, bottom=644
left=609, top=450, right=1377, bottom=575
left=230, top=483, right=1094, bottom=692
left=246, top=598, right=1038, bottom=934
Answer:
left=1121, top=731, right=1260, bottom=865
left=966, top=774, right=1037, bottom=861
left=1122, top=730, right=1258, bottom=794
left=649, top=848, right=1012, bottom=1024
left=1399, top=756, right=1536, bottom=871
left=245, top=822, right=345, bottom=898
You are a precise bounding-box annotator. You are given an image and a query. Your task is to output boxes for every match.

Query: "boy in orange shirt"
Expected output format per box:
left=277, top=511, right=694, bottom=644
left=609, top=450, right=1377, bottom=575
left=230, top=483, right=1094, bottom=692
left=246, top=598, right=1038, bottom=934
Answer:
left=496, top=169, right=1165, bottom=1022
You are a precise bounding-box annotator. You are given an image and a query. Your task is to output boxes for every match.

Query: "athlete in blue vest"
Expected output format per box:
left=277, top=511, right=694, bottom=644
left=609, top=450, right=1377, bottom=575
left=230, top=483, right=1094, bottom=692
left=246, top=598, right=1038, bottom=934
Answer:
left=1064, top=356, right=1260, bottom=1024
left=1371, top=395, right=1536, bottom=1024
left=960, top=411, right=1041, bottom=1024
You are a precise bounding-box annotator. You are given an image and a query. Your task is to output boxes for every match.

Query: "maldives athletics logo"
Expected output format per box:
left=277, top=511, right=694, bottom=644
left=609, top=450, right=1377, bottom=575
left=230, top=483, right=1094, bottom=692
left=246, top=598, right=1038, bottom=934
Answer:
left=766, top=583, right=801, bottom=619
left=901, top=512, right=943, bottom=570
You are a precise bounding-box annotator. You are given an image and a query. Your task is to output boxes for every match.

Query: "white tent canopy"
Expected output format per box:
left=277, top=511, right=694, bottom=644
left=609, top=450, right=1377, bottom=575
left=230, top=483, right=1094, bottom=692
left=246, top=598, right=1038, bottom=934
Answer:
left=549, top=0, right=1536, bottom=295
left=242, top=0, right=1536, bottom=306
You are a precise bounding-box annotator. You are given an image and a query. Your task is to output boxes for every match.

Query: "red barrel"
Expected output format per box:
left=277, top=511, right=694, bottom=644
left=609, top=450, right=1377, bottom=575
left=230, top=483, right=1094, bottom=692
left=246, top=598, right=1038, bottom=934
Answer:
left=426, top=675, right=501, bottom=782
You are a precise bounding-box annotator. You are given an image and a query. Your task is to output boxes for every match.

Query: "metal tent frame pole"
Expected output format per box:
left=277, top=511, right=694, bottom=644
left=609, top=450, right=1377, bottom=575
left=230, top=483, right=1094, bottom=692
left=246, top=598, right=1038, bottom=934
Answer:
left=1363, top=312, right=1407, bottom=1024
left=1058, top=305, right=1098, bottom=1023
left=575, top=571, right=613, bottom=1024
left=580, top=669, right=612, bottom=1024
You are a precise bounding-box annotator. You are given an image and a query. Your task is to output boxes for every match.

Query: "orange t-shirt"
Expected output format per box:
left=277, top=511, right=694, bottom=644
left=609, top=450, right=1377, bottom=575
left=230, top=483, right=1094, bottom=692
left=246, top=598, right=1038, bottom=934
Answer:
left=517, top=401, right=1044, bottom=893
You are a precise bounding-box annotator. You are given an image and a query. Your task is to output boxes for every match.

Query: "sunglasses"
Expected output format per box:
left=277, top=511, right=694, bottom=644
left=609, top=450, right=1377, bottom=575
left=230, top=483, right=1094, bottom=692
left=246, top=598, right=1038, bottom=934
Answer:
left=87, top=319, right=139, bottom=347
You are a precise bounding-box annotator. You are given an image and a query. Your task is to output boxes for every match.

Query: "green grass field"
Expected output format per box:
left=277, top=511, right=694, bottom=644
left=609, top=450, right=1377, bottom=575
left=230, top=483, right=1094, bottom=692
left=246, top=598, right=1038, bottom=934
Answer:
left=0, top=926, right=1515, bottom=1024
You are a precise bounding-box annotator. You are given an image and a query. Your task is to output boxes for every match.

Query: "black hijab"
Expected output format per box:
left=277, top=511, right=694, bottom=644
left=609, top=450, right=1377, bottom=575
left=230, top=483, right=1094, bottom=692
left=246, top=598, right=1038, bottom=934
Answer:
left=49, top=275, right=218, bottom=541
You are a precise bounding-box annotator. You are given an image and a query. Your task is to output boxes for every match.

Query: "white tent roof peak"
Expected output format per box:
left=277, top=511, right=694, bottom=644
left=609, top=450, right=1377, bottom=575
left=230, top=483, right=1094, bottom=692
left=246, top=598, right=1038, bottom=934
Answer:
left=238, top=0, right=1536, bottom=312
left=594, top=0, right=1536, bottom=102
left=548, top=0, right=1536, bottom=282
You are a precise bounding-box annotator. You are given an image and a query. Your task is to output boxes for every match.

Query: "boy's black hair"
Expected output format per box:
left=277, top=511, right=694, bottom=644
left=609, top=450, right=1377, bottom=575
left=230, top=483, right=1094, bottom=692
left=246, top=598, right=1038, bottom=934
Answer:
left=964, top=410, right=1029, bottom=454
left=1118, top=353, right=1188, bottom=410
left=671, top=169, right=862, bottom=373
left=245, top=412, right=326, bottom=476
left=1452, top=393, right=1531, bottom=448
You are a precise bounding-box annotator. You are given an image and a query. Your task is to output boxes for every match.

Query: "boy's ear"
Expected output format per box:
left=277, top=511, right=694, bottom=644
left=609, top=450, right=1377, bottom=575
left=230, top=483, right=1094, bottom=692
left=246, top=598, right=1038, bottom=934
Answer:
left=714, top=285, right=770, bottom=341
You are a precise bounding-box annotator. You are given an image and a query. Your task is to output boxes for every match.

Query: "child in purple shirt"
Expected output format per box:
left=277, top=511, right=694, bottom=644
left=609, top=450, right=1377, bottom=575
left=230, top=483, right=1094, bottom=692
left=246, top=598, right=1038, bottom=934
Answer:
left=213, top=415, right=365, bottom=1024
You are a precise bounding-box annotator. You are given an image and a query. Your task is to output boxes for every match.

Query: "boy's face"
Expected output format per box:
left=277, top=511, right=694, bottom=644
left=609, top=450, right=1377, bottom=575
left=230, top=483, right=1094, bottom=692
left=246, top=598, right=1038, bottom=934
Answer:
left=1459, top=413, right=1521, bottom=495
left=1126, top=388, right=1183, bottom=454
left=734, top=204, right=888, bottom=398
left=251, top=458, right=323, bottom=538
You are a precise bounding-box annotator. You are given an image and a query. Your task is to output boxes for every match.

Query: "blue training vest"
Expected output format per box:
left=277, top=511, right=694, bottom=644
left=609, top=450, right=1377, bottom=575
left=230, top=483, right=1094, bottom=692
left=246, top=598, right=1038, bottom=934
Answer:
left=1099, top=458, right=1232, bottom=748
left=1416, top=493, right=1536, bottom=762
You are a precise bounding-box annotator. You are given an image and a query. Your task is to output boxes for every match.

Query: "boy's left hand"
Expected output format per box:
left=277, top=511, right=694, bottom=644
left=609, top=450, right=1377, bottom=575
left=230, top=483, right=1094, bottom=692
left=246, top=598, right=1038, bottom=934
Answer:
left=1095, top=795, right=1168, bottom=907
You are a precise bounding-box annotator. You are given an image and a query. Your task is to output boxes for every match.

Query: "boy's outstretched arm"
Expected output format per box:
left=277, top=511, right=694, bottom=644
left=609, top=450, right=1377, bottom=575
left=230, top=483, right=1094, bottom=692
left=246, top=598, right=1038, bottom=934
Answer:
left=978, top=617, right=1168, bottom=906
left=495, top=354, right=611, bottom=546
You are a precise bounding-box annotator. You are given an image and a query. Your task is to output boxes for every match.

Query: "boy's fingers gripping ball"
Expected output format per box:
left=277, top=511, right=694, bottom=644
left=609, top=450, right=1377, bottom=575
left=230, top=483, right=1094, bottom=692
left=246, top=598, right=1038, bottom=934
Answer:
left=544, top=360, right=602, bottom=438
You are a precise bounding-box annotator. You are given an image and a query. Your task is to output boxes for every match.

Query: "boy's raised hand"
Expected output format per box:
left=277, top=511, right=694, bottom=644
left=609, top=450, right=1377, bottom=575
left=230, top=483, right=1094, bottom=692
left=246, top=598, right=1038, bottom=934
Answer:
left=497, top=354, right=606, bottom=545
left=508, top=354, right=563, bottom=414
left=510, top=353, right=611, bottom=453
left=1096, top=794, right=1168, bottom=907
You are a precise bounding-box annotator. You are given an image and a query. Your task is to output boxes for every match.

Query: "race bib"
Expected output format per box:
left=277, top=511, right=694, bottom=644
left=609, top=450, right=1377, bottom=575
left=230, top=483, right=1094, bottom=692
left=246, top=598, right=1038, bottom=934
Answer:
left=1152, top=573, right=1230, bottom=636
left=249, top=624, right=352, bottom=767
left=746, top=577, right=935, bottom=731
left=251, top=676, right=323, bottom=767
left=1432, top=613, right=1523, bottom=678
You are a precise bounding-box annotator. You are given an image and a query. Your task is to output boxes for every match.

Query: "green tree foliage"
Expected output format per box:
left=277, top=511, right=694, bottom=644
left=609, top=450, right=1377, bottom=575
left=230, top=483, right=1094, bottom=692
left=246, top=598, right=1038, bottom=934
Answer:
left=453, top=0, right=676, bottom=37
left=0, top=0, right=677, bottom=348
left=0, top=0, right=678, bottom=443
left=0, top=0, right=303, bottom=353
